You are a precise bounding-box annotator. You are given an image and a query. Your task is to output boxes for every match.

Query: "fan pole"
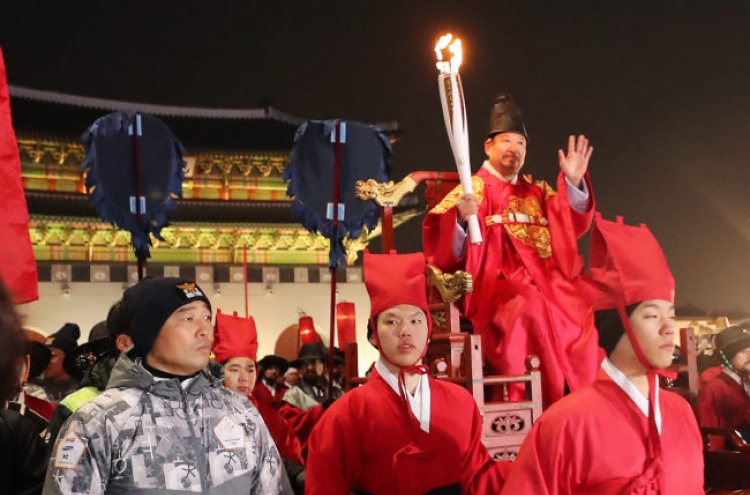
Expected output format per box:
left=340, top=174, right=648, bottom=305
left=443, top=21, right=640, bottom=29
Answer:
left=327, top=120, right=342, bottom=400
left=132, top=112, right=146, bottom=281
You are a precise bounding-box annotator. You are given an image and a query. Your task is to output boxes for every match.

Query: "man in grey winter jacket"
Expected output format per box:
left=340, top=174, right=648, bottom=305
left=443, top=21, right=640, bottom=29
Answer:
left=43, top=277, right=292, bottom=495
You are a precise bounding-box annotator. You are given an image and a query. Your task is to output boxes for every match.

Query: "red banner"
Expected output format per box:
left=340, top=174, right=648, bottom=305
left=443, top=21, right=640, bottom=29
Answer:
left=0, top=47, right=38, bottom=304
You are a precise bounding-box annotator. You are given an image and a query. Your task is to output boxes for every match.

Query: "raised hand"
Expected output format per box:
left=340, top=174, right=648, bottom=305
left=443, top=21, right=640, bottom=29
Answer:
left=557, top=135, right=593, bottom=188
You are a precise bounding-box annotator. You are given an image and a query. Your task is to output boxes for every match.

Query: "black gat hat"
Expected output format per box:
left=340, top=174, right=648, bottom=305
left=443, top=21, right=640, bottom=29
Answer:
left=487, top=94, right=528, bottom=139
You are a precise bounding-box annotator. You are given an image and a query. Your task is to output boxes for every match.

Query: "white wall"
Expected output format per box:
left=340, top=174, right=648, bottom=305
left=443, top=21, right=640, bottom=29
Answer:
left=19, top=281, right=379, bottom=375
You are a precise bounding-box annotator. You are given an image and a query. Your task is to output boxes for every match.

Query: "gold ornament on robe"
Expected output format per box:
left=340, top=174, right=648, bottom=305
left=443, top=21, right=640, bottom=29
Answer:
left=502, top=195, right=552, bottom=258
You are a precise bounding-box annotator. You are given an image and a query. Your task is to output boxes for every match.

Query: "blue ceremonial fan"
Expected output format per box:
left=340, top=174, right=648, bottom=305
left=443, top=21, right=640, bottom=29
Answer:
left=283, top=120, right=391, bottom=268
left=81, top=111, right=185, bottom=267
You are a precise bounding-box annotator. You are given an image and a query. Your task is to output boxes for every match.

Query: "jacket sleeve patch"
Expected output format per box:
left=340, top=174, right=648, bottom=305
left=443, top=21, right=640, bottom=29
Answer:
left=53, top=430, right=86, bottom=469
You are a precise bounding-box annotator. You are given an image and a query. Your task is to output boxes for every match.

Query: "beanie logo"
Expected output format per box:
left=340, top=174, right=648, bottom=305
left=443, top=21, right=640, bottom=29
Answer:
left=176, top=282, right=205, bottom=299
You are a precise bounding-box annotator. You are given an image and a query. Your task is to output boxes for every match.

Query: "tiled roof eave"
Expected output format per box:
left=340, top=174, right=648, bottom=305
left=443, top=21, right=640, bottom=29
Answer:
left=9, top=85, right=305, bottom=124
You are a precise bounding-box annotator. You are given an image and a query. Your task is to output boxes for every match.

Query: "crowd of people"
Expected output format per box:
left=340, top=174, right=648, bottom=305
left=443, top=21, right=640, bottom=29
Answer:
left=3, top=93, right=747, bottom=494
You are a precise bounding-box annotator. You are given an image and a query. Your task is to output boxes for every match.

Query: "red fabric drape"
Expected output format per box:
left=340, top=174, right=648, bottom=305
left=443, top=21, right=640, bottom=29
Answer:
left=0, top=47, right=37, bottom=304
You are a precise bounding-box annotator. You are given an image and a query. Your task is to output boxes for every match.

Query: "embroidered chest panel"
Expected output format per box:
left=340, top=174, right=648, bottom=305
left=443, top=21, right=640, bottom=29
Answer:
left=501, top=195, right=551, bottom=259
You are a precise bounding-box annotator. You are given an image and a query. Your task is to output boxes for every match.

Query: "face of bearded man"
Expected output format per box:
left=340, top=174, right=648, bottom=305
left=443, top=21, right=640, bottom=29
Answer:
left=730, top=347, right=750, bottom=378
left=484, top=132, right=527, bottom=180
left=300, top=359, right=325, bottom=387
left=262, top=366, right=279, bottom=386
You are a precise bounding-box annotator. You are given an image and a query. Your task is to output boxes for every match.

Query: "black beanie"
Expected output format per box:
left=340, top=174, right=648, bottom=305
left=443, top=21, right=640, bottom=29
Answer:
left=45, top=323, right=81, bottom=355
left=121, top=277, right=211, bottom=357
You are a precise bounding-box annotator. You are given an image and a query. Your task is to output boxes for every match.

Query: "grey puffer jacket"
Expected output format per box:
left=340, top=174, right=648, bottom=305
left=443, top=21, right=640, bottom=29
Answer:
left=42, top=354, right=292, bottom=495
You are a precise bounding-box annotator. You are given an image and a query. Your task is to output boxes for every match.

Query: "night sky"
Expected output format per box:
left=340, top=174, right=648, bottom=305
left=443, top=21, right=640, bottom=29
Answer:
left=2, top=2, right=750, bottom=316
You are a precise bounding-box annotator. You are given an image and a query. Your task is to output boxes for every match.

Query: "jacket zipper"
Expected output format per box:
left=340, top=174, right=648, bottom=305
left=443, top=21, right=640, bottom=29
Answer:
left=180, top=383, right=209, bottom=495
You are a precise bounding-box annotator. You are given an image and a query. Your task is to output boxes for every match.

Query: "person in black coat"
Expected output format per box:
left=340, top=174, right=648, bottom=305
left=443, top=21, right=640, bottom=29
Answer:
left=0, top=278, right=49, bottom=495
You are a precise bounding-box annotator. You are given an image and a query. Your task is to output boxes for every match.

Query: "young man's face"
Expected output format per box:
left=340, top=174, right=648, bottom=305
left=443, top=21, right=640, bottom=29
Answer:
left=484, top=132, right=527, bottom=180
left=620, top=299, right=676, bottom=369
left=223, top=357, right=256, bottom=396
left=147, top=301, right=213, bottom=375
left=374, top=304, right=429, bottom=369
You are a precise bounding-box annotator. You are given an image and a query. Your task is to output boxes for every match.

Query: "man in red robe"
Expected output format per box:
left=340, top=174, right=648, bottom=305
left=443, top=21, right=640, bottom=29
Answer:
left=305, top=252, right=506, bottom=495
left=277, top=342, right=343, bottom=461
left=211, top=310, right=305, bottom=493
left=423, top=94, right=599, bottom=407
left=253, top=355, right=290, bottom=407
left=501, top=215, right=704, bottom=494
left=698, top=325, right=750, bottom=447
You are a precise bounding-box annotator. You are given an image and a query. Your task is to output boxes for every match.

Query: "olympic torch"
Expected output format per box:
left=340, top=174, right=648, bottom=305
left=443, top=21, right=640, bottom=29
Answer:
left=435, top=33, right=482, bottom=244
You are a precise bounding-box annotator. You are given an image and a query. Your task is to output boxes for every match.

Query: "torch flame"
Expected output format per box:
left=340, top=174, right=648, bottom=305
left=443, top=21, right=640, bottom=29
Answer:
left=435, top=33, right=463, bottom=74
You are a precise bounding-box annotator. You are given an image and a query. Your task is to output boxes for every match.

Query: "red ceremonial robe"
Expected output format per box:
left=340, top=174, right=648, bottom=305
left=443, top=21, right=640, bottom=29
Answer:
left=501, top=370, right=705, bottom=495
left=249, top=395, right=304, bottom=466
left=305, top=368, right=506, bottom=495
left=423, top=166, right=599, bottom=407
left=698, top=366, right=750, bottom=450
left=253, top=382, right=289, bottom=408
left=277, top=400, right=323, bottom=461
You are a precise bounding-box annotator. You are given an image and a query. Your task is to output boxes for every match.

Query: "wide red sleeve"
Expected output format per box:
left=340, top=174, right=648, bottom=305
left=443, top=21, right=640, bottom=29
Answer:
left=698, top=381, right=723, bottom=429
left=423, top=178, right=488, bottom=273
left=698, top=379, right=734, bottom=451
left=547, top=172, right=595, bottom=280
left=305, top=400, right=360, bottom=495
left=277, top=401, right=323, bottom=460
left=256, top=401, right=304, bottom=466
left=500, top=417, right=572, bottom=495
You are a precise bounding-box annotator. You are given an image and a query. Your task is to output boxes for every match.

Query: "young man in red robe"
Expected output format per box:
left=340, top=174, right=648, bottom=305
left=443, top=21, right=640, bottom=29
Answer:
left=305, top=252, right=506, bottom=495
left=423, top=94, right=599, bottom=407
left=211, top=310, right=305, bottom=493
left=698, top=325, right=750, bottom=447
left=501, top=215, right=704, bottom=494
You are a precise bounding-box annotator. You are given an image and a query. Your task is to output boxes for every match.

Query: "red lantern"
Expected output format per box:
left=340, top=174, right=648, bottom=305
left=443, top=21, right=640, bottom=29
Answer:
left=298, top=315, right=318, bottom=345
left=336, top=302, right=356, bottom=346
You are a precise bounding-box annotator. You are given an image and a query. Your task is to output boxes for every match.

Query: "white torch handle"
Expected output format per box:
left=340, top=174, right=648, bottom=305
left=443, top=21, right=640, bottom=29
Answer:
left=456, top=163, right=482, bottom=245
left=438, top=73, right=482, bottom=244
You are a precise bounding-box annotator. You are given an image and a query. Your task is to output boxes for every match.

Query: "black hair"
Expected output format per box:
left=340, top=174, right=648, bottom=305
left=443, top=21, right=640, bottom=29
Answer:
left=106, top=300, right=129, bottom=339
left=594, top=303, right=639, bottom=356
left=366, top=316, right=376, bottom=342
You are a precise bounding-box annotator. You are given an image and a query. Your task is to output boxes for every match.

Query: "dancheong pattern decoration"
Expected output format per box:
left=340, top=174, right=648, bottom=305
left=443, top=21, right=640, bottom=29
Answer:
left=19, top=134, right=420, bottom=266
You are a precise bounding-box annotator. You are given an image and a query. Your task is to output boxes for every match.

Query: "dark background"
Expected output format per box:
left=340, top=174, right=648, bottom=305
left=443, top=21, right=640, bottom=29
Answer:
left=2, top=1, right=750, bottom=316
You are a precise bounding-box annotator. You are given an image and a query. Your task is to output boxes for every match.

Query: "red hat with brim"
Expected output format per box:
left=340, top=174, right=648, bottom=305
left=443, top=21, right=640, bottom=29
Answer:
left=212, top=309, right=258, bottom=364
